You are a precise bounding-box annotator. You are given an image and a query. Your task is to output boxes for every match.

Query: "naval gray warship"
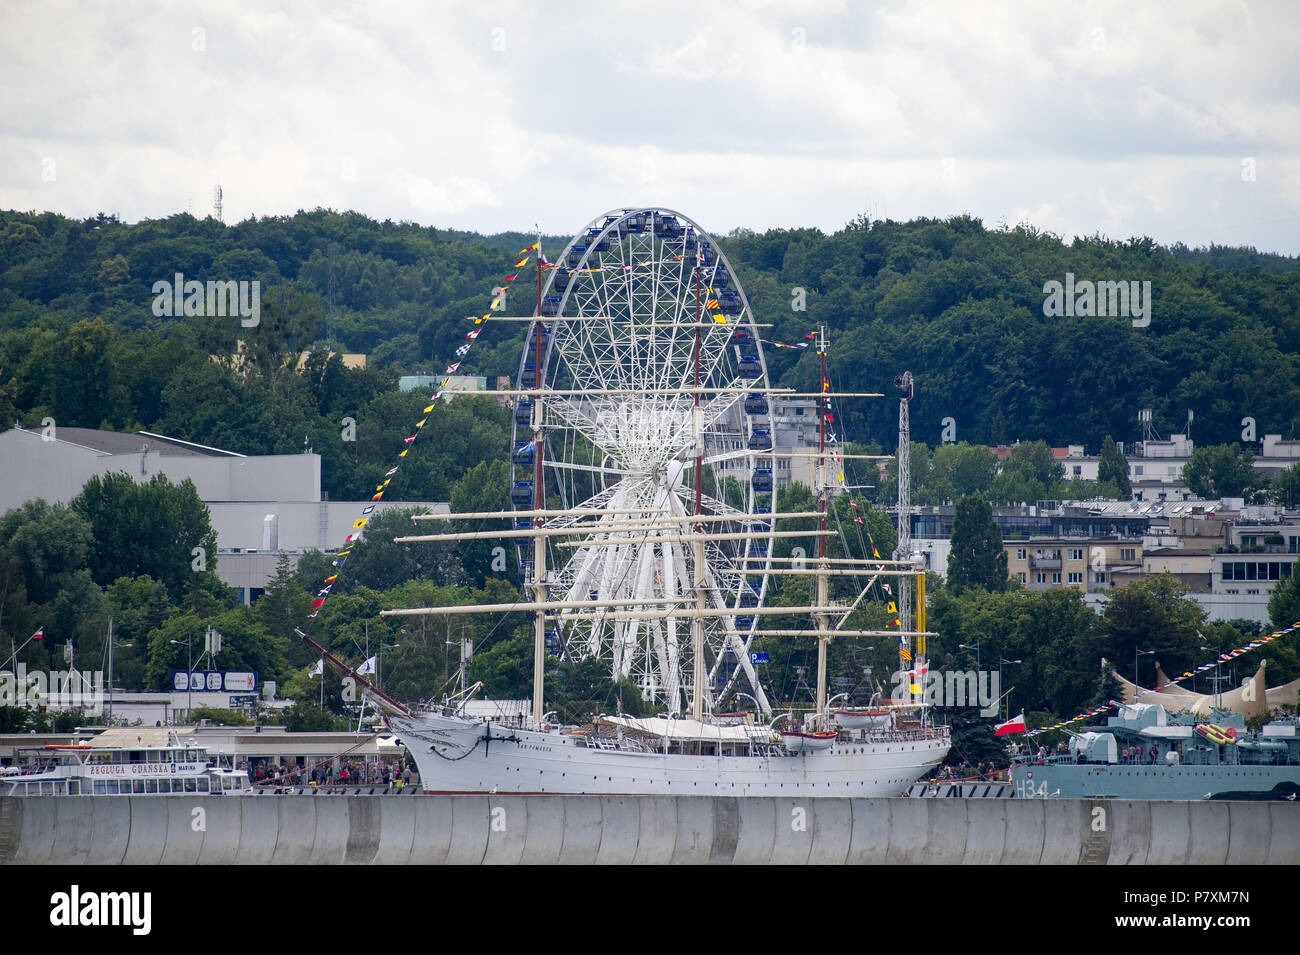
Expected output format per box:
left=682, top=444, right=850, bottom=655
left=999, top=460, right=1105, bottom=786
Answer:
left=1008, top=702, right=1300, bottom=800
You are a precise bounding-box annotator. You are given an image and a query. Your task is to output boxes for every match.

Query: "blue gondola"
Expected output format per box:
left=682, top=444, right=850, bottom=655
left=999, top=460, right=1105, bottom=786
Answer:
left=550, top=267, right=571, bottom=289
left=718, top=290, right=743, bottom=315
left=744, top=394, right=768, bottom=415
left=585, top=228, right=611, bottom=253
left=512, top=440, right=535, bottom=467
left=653, top=213, right=683, bottom=236
left=710, top=266, right=730, bottom=289
left=730, top=328, right=750, bottom=345
left=514, top=517, right=533, bottom=530
left=752, top=468, right=773, bottom=493
left=738, top=355, right=760, bottom=379
left=624, top=212, right=650, bottom=233
left=748, top=427, right=772, bottom=451
left=747, top=541, right=768, bottom=559
left=753, top=504, right=771, bottom=515
left=540, top=296, right=562, bottom=317
left=514, top=398, right=533, bottom=426
left=545, top=629, right=562, bottom=655
left=520, top=362, right=538, bottom=388
left=519, top=557, right=535, bottom=579
left=510, top=480, right=533, bottom=507
left=566, top=245, right=588, bottom=269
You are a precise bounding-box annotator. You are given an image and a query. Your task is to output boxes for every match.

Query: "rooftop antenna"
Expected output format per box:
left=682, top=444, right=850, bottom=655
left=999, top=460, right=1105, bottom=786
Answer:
left=1139, top=408, right=1157, bottom=444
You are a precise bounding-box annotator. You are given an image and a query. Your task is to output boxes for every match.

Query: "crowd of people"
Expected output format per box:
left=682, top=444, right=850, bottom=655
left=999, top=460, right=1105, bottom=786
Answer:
left=245, top=758, right=417, bottom=789
left=933, top=761, right=1007, bottom=782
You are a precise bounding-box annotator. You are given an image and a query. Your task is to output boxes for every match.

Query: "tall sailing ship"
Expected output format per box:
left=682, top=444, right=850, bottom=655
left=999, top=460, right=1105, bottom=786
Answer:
left=310, top=208, right=949, bottom=796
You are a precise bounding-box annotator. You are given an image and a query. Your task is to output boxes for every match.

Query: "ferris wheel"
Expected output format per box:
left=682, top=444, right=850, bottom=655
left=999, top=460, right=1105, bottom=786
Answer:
left=508, top=208, right=780, bottom=717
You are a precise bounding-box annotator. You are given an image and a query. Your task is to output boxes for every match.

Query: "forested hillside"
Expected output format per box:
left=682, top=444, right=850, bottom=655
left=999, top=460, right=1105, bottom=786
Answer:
left=1, top=209, right=1296, bottom=479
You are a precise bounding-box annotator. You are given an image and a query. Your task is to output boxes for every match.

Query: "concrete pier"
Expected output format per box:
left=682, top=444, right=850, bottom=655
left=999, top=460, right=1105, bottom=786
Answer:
left=1, top=794, right=1295, bottom=864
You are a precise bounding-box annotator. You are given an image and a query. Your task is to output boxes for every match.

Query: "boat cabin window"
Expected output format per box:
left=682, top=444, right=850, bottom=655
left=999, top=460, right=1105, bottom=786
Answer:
left=184, top=778, right=197, bottom=793
left=145, top=779, right=158, bottom=794
left=132, top=779, right=145, bottom=794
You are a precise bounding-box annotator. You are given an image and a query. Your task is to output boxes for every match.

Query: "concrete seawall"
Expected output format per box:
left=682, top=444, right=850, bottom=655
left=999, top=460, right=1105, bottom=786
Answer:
left=2, top=795, right=1297, bottom=864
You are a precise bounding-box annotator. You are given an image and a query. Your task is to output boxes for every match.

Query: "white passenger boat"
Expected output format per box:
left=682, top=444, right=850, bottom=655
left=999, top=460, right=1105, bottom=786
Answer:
left=1, top=726, right=252, bottom=796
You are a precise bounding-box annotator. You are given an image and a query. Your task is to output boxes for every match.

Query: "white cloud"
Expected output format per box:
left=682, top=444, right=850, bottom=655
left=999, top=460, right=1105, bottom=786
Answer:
left=0, top=0, right=1296, bottom=253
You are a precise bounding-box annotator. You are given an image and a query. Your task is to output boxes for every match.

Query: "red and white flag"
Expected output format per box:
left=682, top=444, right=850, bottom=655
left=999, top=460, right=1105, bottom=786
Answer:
left=30, top=627, right=44, bottom=641
left=994, top=712, right=1026, bottom=736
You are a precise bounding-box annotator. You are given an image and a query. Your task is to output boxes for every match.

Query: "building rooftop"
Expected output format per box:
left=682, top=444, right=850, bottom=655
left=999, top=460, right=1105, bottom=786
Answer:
left=16, top=427, right=242, bottom=458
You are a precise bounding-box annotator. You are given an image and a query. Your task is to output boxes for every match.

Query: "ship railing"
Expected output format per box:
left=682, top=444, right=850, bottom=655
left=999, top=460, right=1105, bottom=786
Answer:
left=579, top=735, right=655, bottom=754
left=860, top=728, right=949, bottom=743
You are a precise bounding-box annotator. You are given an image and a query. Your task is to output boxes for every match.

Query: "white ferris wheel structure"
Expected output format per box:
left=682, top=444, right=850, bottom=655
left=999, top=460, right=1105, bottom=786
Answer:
left=509, top=207, right=783, bottom=717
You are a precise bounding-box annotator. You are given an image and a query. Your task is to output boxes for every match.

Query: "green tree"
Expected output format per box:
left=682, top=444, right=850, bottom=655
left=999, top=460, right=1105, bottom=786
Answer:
left=929, top=442, right=997, bottom=501
left=1272, top=462, right=1300, bottom=509
left=1097, top=435, right=1132, bottom=497
left=284, top=702, right=346, bottom=731
left=1091, top=575, right=1206, bottom=683
left=991, top=441, right=1063, bottom=504
left=0, top=499, right=94, bottom=605
left=254, top=554, right=311, bottom=640
left=946, top=492, right=1008, bottom=593
left=72, top=472, right=220, bottom=603
left=1269, top=571, right=1300, bottom=631
left=1182, top=444, right=1259, bottom=499
left=447, top=458, right=511, bottom=587
left=328, top=506, right=466, bottom=593
left=188, top=706, right=251, bottom=726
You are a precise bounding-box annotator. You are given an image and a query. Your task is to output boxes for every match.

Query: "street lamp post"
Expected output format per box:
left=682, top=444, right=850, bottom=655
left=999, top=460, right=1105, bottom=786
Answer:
left=959, top=642, right=981, bottom=669
left=378, top=643, right=399, bottom=691
left=1135, top=648, right=1156, bottom=688
left=170, top=635, right=193, bottom=722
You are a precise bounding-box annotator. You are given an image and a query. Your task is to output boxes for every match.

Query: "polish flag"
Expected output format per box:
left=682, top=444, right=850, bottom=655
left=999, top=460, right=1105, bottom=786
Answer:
left=31, top=627, right=44, bottom=640
left=995, top=712, right=1026, bottom=736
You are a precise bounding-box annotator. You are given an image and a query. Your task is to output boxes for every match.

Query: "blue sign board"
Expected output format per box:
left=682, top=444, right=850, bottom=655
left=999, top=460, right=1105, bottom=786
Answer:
left=749, top=652, right=770, bottom=665
left=171, top=671, right=258, bottom=692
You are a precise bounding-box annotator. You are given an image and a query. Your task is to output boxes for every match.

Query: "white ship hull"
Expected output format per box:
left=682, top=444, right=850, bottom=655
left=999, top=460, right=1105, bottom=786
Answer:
left=391, top=712, right=949, bottom=797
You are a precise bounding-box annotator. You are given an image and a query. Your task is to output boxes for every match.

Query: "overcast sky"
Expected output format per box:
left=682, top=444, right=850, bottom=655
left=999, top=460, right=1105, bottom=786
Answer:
left=2, top=1, right=1297, bottom=254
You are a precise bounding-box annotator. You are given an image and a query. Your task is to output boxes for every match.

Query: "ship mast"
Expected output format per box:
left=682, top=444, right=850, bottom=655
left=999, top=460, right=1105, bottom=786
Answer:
left=531, top=232, right=547, bottom=726
left=814, top=325, right=831, bottom=730
left=691, top=245, right=706, bottom=721
left=893, top=371, right=917, bottom=706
